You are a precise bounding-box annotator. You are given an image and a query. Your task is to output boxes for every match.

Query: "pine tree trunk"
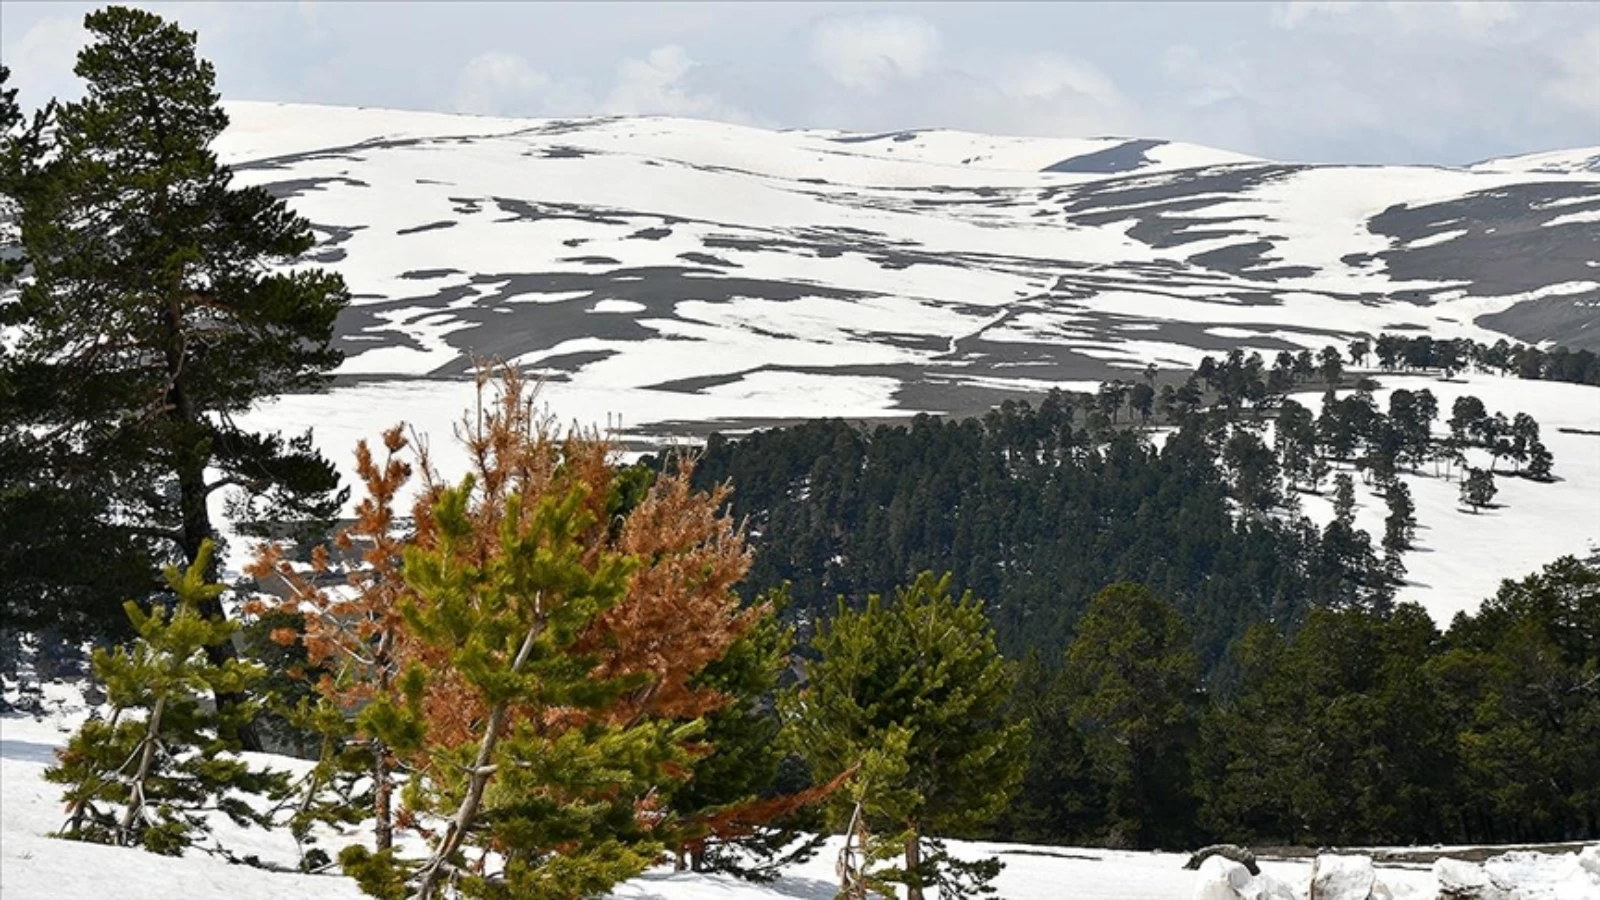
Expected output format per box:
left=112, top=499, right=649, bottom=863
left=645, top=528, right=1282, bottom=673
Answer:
left=374, top=636, right=395, bottom=850
left=904, top=829, right=924, bottom=900
left=413, top=617, right=542, bottom=900
left=165, top=298, right=261, bottom=753
left=373, top=741, right=393, bottom=852
left=119, top=694, right=166, bottom=846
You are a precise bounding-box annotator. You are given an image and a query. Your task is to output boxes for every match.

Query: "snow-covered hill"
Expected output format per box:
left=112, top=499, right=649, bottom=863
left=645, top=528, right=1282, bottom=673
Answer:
left=216, top=102, right=1600, bottom=419
left=211, top=103, right=1600, bottom=624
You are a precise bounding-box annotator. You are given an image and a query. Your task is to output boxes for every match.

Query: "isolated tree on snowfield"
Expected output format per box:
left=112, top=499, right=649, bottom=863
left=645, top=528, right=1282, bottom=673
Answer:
left=3, top=7, right=350, bottom=747
left=1461, top=468, right=1496, bottom=514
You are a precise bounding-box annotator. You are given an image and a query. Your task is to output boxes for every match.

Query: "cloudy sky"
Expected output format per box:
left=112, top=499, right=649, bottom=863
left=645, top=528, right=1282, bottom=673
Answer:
left=3, top=1, right=1597, bottom=165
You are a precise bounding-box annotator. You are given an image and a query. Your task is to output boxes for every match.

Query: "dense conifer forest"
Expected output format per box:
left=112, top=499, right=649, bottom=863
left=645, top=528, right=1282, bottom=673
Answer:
left=681, top=334, right=1567, bottom=671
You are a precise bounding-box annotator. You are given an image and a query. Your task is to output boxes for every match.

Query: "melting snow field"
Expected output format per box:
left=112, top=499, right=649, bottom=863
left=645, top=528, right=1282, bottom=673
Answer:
left=4, top=690, right=1599, bottom=900
left=1292, top=372, right=1600, bottom=624
left=206, top=102, right=1599, bottom=402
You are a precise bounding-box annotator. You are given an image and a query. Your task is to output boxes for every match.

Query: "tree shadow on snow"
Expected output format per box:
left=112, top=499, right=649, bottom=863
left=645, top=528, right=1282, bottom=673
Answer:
left=0, top=738, right=62, bottom=765
left=625, top=872, right=838, bottom=900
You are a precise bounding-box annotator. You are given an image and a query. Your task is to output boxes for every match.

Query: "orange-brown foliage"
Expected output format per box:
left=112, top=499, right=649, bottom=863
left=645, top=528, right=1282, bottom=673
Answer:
left=244, top=423, right=415, bottom=708
left=247, top=364, right=773, bottom=838
left=398, top=367, right=763, bottom=749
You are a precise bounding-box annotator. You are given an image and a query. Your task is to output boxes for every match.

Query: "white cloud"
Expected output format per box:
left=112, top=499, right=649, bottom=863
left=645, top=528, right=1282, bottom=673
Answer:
left=1271, top=1, right=1358, bottom=30
left=996, top=54, right=1122, bottom=109
left=295, top=0, right=329, bottom=43
left=601, top=44, right=755, bottom=123
left=1543, top=27, right=1600, bottom=119
left=1274, top=1, right=1519, bottom=39
left=1448, top=0, right=1517, bottom=38
left=453, top=50, right=551, bottom=116
left=808, top=14, right=941, bottom=93
left=1163, top=44, right=1250, bottom=108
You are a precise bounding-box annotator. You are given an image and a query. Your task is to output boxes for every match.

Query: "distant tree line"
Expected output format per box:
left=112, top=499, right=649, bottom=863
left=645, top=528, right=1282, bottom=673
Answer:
left=676, top=340, right=1592, bottom=850
left=1362, top=332, right=1600, bottom=386
left=685, top=396, right=1392, bottom=674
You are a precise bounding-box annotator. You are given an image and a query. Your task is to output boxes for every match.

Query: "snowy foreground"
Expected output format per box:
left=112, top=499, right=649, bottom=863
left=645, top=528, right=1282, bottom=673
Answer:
left=4, top=686, right=1598, bottom=900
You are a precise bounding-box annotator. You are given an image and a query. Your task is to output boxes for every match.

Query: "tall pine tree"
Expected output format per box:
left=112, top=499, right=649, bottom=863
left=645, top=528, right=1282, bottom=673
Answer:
left=1058, top=582, right=1202, bottom=849
left=2, top=7, right=350, bottom=745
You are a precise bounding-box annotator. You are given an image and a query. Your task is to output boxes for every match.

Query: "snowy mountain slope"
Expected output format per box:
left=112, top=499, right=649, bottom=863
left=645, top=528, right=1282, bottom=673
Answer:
left=1470, top=147, right=1600, bottom=177
left=7, top=693, right=1599, bottom=900
left=205, top=103, right=1600, bottom=624
left=215, top=101, right=1600, bottom=424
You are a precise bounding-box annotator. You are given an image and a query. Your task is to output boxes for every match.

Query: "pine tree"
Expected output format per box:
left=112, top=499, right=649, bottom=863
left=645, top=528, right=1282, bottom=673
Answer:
left=1448, top=395, right=1487, bottom=446
left=1058, top=583, right=1201, bottom=849
left=1200, top=604, right=1451, bottom=845
left=660, top=589, right=830, bottom=879
left=1307, top=455, right=1331, bottom=494
left=1382, top=481, right=1416, bottom=555
left=245, top=425, right=419, bottom=854
left=45, top=540, right=289, bottom=855
left=1462, top=468, right=1496, bottom=513
left=1347, top=339, right=1371, bottom=368
left=1525, top=440, right=1554, bottom=482
left=1317, top=346, right=1344, bottom=385
left=783, top=572, right=1027, bottom=900
left=1437, top=557, right=1600, bottom=842
left=334, top=368, right=763, bottom=900
left=3, top=7, right=350, bottom=745
left=2, top=63, right=161, bottom=645
left=1333, top=473, right=1357, bottom=525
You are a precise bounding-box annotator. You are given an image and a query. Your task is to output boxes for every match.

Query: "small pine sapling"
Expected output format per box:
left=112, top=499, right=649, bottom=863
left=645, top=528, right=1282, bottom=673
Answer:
left=46, top=541, right=289, bottom=856
left=246, top=425, right=419, bottom=855
left=784, top=572, right=1027, bottom=900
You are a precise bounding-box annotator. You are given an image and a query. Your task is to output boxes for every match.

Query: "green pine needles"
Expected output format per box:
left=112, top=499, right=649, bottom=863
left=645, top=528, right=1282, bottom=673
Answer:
left=341, top=475, right=696, bottom=900
left=45, top=540, right=289, bottom=855
left=784, top=571, right=1028, bottom=900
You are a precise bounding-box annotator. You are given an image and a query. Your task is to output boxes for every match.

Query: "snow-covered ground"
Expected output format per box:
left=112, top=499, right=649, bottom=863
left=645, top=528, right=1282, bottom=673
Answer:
left=1291, top=371, right=1600, bottom=623
left=7, top=686, right=1599, bottom=900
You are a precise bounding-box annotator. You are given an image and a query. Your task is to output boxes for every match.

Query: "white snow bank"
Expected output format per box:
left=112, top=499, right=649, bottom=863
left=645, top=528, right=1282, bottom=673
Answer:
left=0, top=697, right=1474, bottom=900
left=1434, top=846, right=1600, bottom=900
left=1191, top=856, right=1295, bottom=900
